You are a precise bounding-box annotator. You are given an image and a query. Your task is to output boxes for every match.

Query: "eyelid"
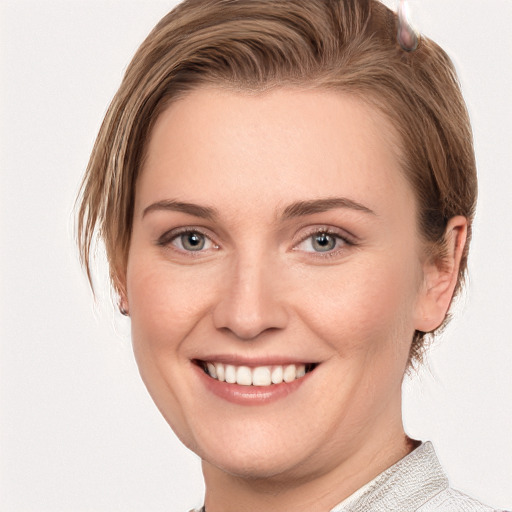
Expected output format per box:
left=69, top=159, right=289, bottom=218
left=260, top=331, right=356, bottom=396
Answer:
left=292, top=225, right=357, bottom=255
left=156, top=226, right=220, bottom=252
left=155, top=224, right=356, bottom=256
left=294, top=225, right=357, bottom=246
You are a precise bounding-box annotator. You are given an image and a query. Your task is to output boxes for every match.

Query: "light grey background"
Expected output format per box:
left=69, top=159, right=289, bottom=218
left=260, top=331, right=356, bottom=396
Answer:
left=1, top=1, right=511, bottom=510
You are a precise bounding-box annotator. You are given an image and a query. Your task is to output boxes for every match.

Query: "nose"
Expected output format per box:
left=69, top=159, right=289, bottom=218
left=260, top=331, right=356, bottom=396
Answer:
left=212, top=253, right=289, bottom=341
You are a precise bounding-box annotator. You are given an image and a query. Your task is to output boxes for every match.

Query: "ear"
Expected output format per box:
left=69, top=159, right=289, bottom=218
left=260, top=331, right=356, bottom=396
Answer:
left=414, top=216, right=468, bottom=333
left=113, top=260, right=129, bottom=316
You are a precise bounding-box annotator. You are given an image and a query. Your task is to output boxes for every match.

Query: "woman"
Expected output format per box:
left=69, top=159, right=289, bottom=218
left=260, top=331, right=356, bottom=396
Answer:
left=76, top=0, right=506, bottom=510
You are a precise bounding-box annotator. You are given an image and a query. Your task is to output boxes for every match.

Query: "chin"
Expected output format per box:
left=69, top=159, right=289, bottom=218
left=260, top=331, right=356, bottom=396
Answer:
left=204, top=448, right=309, bottom=482
left=182, top=419, right=318, bottom=481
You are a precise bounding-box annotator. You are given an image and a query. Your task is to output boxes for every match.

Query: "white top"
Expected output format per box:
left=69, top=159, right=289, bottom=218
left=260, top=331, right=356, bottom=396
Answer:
left=191, top=442, right=507, bottom=511
left=329, top=442, right=501, bottom=511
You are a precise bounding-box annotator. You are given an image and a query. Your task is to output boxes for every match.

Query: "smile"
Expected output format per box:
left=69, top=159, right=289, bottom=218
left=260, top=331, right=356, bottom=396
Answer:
left=199, top=361, right=317, bottom=387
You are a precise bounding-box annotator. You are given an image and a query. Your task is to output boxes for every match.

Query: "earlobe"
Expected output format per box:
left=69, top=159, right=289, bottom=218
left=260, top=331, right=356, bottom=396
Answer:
left=414, top=216, right=468, bottom=333
left=113, top=265, right=130, bottom=316
left=118, top=292, right=130, bottom=316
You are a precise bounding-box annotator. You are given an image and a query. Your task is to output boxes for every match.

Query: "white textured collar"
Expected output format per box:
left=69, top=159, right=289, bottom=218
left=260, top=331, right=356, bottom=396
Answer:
left=330, top=442, right=448, bottom=511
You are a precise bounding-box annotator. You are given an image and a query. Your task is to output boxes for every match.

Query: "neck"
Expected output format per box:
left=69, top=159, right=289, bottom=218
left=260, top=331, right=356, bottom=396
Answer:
left=201, top=427, right=417, bottom=512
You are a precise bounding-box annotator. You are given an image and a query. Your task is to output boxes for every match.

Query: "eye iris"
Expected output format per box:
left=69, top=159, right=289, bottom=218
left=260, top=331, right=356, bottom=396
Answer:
left=312, top=233, right=336, bottom=252
left=181, top=232, right=205, bottom=251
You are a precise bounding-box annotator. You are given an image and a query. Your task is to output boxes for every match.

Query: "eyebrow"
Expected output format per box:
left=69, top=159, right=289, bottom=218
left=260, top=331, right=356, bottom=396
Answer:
left=281, top=197, right=376, bottom=219
left=142, top=196, right=375, bottom=221
left=142, top=200, right=218, bottom=220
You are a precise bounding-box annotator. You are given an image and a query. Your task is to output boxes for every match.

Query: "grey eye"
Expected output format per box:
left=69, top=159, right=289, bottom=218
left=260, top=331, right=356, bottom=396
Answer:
left=180, top=232, right=207, bottom=251
left=311, top=233, right=337, bottom=252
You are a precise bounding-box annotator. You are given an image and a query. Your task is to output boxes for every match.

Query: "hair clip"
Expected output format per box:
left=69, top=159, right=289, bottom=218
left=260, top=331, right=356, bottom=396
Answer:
left=397, top=0, right=419, bottom=52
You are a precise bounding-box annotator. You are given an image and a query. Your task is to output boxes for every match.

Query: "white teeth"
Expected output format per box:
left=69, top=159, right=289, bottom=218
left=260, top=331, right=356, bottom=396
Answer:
left=203, top=362, right=313, bottom=386
left=225, top=364, right=236, bottom=384
left=283, top=364, right=297, bottom=383
left=236, top=366, right=252, bottom=386
left=206, top=362, right=217, bottom=379
left=215, top=362, right=225, bottom=382
left=271, top=365, right=283, bottom=384
left=252, top=366, right=271, bottom=386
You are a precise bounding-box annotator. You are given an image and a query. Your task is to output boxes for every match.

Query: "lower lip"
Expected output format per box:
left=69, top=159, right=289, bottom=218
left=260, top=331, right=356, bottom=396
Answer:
left=194, top=364, right=312, bottom=405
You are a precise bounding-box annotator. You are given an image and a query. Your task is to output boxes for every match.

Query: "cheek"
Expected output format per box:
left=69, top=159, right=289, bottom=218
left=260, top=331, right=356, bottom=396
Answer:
left=296, top=253, right=421, bottom=356
left=125, top=256, right=214, bottom=448
left=126, top=255, right=215, bottom=346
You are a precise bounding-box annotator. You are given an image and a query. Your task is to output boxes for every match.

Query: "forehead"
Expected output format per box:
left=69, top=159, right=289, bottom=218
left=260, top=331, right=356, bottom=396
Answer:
left=137, top=86, right=411, bottom=220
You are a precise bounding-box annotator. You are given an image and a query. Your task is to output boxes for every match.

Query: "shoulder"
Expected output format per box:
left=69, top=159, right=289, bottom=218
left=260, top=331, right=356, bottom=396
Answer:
left=417, top=486, right=506, bottom=512
left=331, top=442, right=507, bottom=512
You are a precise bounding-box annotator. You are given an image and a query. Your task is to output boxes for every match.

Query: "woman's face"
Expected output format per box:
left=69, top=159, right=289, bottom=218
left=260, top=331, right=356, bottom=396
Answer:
left=126, top=87, right=429, bottom=480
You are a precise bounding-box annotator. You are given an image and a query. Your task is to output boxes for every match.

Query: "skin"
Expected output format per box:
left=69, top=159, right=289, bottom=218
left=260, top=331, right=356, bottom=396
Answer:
left=122, top=87, right=466, bottom=512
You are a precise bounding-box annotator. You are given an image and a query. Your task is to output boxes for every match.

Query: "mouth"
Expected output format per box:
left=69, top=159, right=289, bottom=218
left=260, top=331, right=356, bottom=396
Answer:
left=195, top=360, right=318, bottom=387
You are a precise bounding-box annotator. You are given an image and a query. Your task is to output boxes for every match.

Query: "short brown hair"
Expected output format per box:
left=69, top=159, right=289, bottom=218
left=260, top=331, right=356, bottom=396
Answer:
left=76, top=0, right=477, bottom=363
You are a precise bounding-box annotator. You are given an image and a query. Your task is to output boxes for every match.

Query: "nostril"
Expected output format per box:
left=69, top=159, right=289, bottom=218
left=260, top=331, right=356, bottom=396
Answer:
left=211, top=272, right=289, bottom=340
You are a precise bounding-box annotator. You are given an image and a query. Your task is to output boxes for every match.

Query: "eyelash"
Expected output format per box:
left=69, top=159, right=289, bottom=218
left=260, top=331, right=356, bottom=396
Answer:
left=156, top=226, right=356, bottom=258
left=293, top=227, right=355, bottom=258
left=157, top=227, right=219, bottom=254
